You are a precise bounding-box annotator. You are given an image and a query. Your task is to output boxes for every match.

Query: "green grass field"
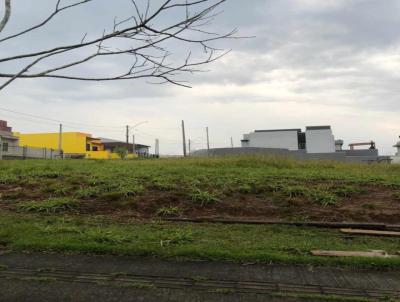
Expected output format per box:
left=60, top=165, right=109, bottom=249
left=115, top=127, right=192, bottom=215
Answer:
left=0, top=157, right=399, bottom=267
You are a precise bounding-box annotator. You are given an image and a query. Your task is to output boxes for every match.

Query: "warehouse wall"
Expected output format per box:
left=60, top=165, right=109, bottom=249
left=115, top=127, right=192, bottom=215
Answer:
left=242, top=131, right=300, bottom=150
left=305, top=128, right=335, bottom=154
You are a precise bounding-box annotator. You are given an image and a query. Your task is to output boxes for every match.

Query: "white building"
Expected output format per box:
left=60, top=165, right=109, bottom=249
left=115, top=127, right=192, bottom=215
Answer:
left=392, top=138, right=400, bottom=164
left=241, top=129, right=302, bottom=150
left=241, top=125, right=336, bottom=154
left=305, top=126, right=336, bottom=154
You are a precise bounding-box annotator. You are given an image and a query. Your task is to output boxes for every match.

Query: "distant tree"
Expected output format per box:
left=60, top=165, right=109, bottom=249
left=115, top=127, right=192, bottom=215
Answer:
left=0, top=0, right=236, bottom=91
left=114, top=146, right=128, bottom=159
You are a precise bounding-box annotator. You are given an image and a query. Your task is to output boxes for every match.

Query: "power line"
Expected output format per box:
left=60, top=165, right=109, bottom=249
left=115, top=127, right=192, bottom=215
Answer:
left=0, top=106, right=124, bottom=129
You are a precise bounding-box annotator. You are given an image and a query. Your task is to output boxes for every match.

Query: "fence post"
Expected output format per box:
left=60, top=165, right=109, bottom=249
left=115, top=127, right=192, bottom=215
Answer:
left=22, top=146, right=27, bottom=160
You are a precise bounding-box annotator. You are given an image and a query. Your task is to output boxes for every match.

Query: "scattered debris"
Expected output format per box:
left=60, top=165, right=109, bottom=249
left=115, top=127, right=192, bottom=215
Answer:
left=164, top=218, right=400, bottom=231
left=340, top=228, right=400, bottom=237
left=311, top=250, right=399, bottom=258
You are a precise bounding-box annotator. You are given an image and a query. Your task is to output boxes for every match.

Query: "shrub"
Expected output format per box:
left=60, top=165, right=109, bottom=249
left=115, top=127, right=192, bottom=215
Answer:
left=114, top=147, right=128, bottom=159
left=190, top=189, right=220, bottom=207
left=309, top=190, right=337, bottom=206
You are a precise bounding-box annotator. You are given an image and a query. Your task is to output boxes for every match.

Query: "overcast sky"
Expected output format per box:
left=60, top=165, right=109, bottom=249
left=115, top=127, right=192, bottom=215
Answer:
left=1, top=0, right=400, bottom=155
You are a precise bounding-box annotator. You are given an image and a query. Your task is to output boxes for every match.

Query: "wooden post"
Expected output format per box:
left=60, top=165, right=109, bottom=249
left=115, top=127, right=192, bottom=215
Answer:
left=126, top=125, right=129, bottom=153
left=58, top=123, right=63, bottom=159
left=0, top=137, right=3, bottom=160
left=181, top=120, right=187, bottom=157
left=206, top=127, right=210, bottom=156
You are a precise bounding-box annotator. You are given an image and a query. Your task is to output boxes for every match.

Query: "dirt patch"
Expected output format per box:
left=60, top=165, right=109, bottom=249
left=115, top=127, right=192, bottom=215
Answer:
left=1, top=183, right=400, bottom=223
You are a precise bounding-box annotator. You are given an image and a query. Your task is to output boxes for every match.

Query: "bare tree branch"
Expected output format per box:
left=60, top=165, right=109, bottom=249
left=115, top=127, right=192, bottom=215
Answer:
left=0, top=0, right=93, bottom=43
left=0, top=0, right=239, bottom=91
left=0, top=0, right=11, bottom=33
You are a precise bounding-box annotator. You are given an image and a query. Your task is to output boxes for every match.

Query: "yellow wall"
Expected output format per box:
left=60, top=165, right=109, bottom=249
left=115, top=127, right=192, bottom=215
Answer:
left=86, top=152, right=138, bottom=159
left=15, top=132, right=138, bottom=160
left=17, top=132, right=90, bottom=154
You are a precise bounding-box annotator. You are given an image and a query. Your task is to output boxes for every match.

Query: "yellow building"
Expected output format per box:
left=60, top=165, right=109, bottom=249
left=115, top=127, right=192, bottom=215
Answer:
left=15, top=132, right=115, bottom=159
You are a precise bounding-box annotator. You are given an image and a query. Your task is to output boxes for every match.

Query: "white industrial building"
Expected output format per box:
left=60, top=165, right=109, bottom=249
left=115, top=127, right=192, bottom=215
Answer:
left=392, top=138, right=400, bottom=164
left=241, top=126, right=336, bottom=154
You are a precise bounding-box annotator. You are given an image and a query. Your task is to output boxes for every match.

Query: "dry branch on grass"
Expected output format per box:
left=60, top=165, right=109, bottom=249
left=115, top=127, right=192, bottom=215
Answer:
left=0, top=0, right=238, bottom=90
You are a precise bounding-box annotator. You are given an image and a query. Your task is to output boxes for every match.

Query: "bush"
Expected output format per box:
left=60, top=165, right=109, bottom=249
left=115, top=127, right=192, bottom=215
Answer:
left=190, top=189, right=220, bottom=207
left=114, top=147, right=128, bottom=159
left=309, top=190, right=337, bottom=206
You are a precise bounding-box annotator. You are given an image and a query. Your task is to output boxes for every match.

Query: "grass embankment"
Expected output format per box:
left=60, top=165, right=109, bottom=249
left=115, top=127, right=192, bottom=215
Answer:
left=1, top=213, right=400, bottom=268
left=0, top=157, right=399, bottom=267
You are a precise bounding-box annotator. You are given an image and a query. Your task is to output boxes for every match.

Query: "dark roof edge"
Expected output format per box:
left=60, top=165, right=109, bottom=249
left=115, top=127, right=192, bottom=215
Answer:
left=306, top=126, right=331, bottom=130
left=254, top=129, right=302, bottom=133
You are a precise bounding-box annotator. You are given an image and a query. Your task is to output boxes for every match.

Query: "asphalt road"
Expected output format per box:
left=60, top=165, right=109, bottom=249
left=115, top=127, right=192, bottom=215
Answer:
left=0, top=252, right=399, bottom=302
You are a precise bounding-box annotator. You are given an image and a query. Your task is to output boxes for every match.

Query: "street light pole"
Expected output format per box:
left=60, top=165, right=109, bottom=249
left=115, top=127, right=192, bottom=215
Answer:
left=128, top=121, right=148, bottom=154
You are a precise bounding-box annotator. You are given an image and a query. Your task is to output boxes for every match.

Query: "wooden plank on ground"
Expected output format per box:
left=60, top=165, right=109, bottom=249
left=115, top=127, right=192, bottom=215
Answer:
left=164, top=218, right=400, bottom=231
left=340, top=228, right=400, bottom=237
left=311, top=250, right=399, bottom=258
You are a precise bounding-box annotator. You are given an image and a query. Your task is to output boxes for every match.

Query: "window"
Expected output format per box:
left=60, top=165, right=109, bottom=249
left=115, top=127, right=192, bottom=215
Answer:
left=2, top=142, right=8, bottom=152
left=86, top=144, right=91, bottom=151
left=92, top=146, right=98, bottom=152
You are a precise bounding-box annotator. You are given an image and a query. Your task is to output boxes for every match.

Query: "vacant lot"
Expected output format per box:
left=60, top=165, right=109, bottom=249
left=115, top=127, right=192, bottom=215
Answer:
left=0, top=157, right=399, bottom=267
left=1, top=157, right=400, bottom=223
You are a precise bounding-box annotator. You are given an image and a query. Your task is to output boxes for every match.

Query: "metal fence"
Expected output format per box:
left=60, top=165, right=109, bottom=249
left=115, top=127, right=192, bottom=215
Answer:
left=0, top=144, right=62, bottom=160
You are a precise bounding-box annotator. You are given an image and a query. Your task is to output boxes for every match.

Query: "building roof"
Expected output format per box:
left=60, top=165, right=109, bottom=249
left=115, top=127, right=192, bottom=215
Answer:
left=0, top=130, right=18, bottom=140
left=254, top=128, right=302, bottom=133
left=100, top=138, right=150, bottom=148
left=306, top=126, right=331, bottom=130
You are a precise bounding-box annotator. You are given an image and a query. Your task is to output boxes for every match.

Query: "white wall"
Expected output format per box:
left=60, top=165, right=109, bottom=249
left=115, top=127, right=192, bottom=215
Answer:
left=392, top=156, right=400, bottom=164
left=244, top=131, right=299, bottom=150
left=306, top=128, right=335, bottom=153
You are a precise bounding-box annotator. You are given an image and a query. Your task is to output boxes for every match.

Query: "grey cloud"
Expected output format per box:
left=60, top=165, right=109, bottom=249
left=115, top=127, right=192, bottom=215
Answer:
left=1, top=0, right=400, bottom=154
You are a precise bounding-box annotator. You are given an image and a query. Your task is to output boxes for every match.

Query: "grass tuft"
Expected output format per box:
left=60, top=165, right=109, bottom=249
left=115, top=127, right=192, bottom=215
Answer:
left=190, top=189, right=220, bottom=207
left=157, top=206, right=181, bottom=217
left=18, top=198, right=76, bottom=213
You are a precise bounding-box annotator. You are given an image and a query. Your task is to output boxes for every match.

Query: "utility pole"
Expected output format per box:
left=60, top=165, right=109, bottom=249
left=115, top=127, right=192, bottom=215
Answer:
left=0, top=136, right=3, bottom=160
left=58, top=123, right=63, bottom=159
left=126, top=125, right=129, bottom=153
left=230, top=137, right=234, bottom=149
left=155, top=139, right=159, bottom=157
left=206, top=127, right=210, bottom=156
left=132, top=134, right=135, bottom=155
left=181, top=120, right=187, bottom=157
left=188, top=139, right=191, bottom=156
